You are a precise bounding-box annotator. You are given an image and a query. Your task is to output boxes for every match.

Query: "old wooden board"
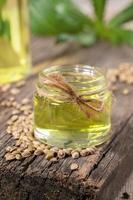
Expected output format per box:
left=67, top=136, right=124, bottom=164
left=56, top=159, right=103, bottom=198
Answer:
left=0, top=38, right=133, bottom=200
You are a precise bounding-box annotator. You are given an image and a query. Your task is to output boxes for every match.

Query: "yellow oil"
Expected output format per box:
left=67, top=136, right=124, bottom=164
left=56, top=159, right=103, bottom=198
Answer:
left=34, top=89, right=111, bottom=148
left=0, top=0, right=30, bottom=84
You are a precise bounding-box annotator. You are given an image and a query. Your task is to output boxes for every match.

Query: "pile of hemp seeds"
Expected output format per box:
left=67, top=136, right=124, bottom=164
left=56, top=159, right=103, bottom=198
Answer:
left=0, top=80, right=98, bottom=167
left=107, top=63, right=133, bottom=94
left=0, top=63, right=133, bottom=169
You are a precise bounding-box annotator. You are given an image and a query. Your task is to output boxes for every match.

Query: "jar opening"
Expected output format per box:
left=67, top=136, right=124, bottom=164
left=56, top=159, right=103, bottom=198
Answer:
left=39, top=64, right=108, bottom=94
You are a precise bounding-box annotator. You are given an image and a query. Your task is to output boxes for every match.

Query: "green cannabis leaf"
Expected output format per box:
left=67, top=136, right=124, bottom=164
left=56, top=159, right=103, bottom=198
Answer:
left=57, top=31, right=97, bottom=47
left=107, top=28, right=133, bottom=45
left=91, top=0, right=107, bottom=22
left=29, top=0, right=93, bottom=35
left=109, top=3, right=133, bottom=28
left=29, top=0, right=133, bottom=46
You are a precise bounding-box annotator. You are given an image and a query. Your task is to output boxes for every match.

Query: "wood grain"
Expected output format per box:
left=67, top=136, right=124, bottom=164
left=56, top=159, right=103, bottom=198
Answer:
left=0, top=38, right=133, bottom=200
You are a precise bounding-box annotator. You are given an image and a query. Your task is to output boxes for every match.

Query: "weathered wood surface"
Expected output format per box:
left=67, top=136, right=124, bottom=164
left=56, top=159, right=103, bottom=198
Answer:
left=0, top=38, right=133, bottom=200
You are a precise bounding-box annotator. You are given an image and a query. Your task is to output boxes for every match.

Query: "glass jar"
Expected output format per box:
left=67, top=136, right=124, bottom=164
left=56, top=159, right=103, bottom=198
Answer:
left=34, top=65, right=112, bottom=148
left=0, top=0, right=31, bottom=84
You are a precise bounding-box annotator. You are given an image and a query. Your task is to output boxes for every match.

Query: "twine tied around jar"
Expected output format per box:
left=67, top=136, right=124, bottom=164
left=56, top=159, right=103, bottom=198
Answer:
left=37, top=73, right=104, bottom=118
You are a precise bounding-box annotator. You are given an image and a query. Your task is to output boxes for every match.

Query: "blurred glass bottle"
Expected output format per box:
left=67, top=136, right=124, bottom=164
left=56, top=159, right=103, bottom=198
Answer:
left=0, top=0, right=31, bottom=84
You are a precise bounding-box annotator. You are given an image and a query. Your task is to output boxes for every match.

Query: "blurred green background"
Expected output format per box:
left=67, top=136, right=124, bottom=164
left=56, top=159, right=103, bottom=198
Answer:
left=29, top=0, right=133, bottom=47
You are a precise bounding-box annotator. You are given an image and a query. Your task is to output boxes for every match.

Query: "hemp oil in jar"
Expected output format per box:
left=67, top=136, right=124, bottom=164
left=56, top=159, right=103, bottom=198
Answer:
left=34, top=65, right=112, bottom=148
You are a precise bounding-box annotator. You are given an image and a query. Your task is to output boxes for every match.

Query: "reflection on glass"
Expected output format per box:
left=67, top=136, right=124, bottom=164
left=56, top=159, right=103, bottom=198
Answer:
left=0, top=0, right=31, bottom=84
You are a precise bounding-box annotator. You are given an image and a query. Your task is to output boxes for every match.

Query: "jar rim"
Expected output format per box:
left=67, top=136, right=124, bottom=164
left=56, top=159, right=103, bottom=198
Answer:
left=39, top=64, right=108, bottom=94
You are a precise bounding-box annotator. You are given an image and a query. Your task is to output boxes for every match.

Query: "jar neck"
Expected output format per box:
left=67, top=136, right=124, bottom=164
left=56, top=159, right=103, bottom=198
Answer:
left=36, top=65, right=108, bottom=113
left=37, top=65, right=108, bottom=96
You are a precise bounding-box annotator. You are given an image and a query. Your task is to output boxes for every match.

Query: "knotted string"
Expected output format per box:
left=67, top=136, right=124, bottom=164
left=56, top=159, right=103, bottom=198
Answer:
left=37, top=73, right=104, bottom=118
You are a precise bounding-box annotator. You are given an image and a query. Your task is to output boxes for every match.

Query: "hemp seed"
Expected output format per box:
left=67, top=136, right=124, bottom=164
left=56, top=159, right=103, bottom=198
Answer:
left=70, top=163, right=79, bottom=171
left=10, top=88, right=20, bottom=95
left=72, top=151, right=80, bottom=159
